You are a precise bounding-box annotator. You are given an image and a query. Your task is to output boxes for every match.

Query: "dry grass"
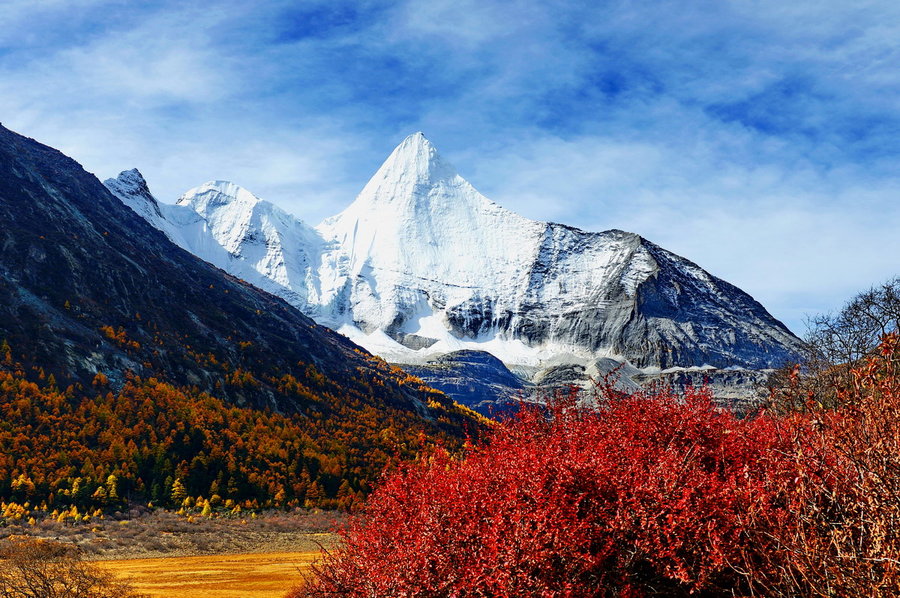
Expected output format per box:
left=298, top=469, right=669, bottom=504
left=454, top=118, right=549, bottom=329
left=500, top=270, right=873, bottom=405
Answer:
left=97, top=551, right=322, bottom=598
left=0, top=508, right=344, bottom=560
left=0, top=509, right=342, bottom=597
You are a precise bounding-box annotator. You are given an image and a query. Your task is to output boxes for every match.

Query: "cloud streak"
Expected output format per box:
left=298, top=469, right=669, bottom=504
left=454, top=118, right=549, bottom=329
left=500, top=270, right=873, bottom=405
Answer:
left=1, top=0, right=898, bottom=334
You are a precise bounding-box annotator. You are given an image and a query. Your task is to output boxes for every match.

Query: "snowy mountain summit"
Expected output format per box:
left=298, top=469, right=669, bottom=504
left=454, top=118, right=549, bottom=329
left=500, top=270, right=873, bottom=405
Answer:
left=105, top=133, right=803, bottom=371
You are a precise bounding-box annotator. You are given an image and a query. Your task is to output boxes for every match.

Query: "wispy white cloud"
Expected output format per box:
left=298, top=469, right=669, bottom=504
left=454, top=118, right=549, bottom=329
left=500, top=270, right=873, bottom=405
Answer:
left=1, top=0, right=898, bottom=333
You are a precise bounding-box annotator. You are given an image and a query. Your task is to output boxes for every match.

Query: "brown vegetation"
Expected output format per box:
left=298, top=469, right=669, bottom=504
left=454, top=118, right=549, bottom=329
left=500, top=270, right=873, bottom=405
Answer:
left=0, top=507, right=341, bottom=560
left=0, top=537, right=145, bottom=598
left=757, top=333, right=900, bottom=596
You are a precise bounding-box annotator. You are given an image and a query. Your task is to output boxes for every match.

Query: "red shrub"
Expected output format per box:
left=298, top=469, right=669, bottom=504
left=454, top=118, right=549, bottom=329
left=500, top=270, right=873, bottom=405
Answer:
left=296, top=386, right=796, bottom=597
left=292, top=336, right=900, bottom=597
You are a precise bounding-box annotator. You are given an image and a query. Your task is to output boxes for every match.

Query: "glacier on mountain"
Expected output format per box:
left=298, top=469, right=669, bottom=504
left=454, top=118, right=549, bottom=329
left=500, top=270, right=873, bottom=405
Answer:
left=104, top=133, right=803, bottom=373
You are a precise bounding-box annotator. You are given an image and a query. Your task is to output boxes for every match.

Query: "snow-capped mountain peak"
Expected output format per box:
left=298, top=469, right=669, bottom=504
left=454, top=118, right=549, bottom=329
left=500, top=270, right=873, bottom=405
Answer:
left=365, top=131, right=458, bottom=189
left=168, top=179, right=323, bottom=311
left=315, top=134, right=546, bottom=338
left=330, top=132, right=502, bottom=220
left=105, top=133, right=804, bottom=372
left=104, top=169, right=162, bottom=220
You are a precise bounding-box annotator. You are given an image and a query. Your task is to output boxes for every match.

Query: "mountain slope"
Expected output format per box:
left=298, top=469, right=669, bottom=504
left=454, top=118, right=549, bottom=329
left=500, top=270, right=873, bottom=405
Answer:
left=106, top=132, right=803, bottom=372
left=0, top=123, right=477, bottom=421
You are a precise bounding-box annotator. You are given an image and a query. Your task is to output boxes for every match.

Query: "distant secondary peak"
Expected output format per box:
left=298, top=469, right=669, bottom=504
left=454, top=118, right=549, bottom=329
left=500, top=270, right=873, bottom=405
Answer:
left=118, top=168, right=148, bottom=185
left=103, top=168, right=162, bottom=217
left=177, top=180, right=263, bottom=214
left=107, top=168, right=151, bottom=195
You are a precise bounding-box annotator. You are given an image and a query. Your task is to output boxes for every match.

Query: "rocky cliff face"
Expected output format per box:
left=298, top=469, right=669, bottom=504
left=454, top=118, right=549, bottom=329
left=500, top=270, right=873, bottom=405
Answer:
left=106, top=132, right=804, bottom=373
left=399, top=350, right=531, bottom=416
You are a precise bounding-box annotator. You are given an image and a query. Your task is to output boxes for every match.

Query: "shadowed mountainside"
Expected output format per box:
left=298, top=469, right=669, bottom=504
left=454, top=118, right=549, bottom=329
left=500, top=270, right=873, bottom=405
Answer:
left=0, top=123, right=477, bottom=422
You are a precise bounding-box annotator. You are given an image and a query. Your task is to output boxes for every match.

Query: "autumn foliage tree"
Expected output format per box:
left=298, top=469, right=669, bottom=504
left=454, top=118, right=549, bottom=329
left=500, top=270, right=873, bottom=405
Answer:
left=296, top=385, right=792, bottom=597
left=768, top=277, right=900, bottom=412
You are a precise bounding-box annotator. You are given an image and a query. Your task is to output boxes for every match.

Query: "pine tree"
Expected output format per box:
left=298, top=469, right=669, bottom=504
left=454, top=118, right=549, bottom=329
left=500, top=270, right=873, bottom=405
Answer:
left=106, top=474, right=119, bottom=502
left=170, top=478, right=187, bottom=506
left=305, top=480, right=324, bottom=508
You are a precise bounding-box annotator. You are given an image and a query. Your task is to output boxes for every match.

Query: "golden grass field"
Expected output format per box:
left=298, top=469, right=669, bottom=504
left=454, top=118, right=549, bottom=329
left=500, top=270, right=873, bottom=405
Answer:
left=98, top=551, right=321, bottom=598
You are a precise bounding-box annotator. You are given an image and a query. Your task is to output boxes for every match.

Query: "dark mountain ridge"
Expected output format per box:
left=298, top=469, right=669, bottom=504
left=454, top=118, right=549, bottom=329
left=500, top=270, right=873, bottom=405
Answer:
left=0, top=123, right=471, bottom=421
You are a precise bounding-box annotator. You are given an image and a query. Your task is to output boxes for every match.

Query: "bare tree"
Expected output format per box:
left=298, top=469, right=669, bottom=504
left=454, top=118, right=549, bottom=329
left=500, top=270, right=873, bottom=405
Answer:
left=0, top=538, right=145, bottom=598
left=767, top=277, right=900, bottom=413
left=805, top=277, right=900, bottom=368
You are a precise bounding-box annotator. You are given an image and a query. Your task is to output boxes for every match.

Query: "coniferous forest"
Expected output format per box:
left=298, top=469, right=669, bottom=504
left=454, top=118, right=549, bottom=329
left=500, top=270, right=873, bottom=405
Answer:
left=0, top=342, right=483, bottom=517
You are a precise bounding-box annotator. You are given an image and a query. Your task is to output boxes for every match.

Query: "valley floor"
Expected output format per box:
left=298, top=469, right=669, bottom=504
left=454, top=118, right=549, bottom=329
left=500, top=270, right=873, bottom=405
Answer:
left=0, top=508, right=343, bottom=597
left=97, top=551, right=322, bottom=598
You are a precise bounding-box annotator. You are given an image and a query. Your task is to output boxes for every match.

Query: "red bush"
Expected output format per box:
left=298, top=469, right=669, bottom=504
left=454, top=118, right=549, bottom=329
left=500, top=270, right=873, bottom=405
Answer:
left=295, top=336, right=900, bottom=596
left=296, top=386, right=796, bottom=597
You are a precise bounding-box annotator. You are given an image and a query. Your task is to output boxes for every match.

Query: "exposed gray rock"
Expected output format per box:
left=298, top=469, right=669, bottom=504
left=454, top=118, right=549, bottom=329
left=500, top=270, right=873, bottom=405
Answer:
left=400, top=350, right=531, bottom=416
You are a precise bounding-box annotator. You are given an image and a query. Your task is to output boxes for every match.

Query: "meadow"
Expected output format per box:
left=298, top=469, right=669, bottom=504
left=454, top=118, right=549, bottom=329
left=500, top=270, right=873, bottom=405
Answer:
left=99, top=551, right=320, bottom=598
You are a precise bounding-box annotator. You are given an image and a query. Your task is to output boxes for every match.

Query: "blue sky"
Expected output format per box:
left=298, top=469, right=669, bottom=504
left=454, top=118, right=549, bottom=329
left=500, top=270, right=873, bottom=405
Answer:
left=2, top=0, right=899, bottom=335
